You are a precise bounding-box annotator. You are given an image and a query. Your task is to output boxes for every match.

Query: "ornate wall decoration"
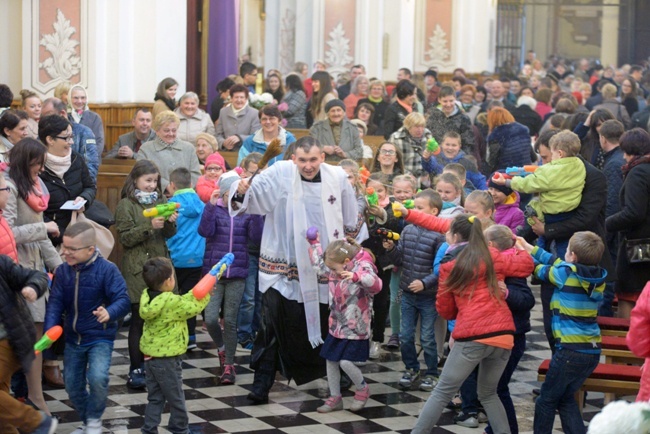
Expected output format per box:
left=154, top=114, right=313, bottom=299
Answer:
left=39, top=9, right=82, bottom=81
left=279, top=8, right=296, bottom=74
left=425, top=24, right=451, bottom=64
left=325, top=21, right=353, bottom=77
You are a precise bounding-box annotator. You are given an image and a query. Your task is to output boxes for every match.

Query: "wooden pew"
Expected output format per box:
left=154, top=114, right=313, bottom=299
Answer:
left=598, top=316, right=630, bottom=337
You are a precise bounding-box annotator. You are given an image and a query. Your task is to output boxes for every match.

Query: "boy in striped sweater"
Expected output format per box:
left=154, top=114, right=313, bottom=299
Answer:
left=517, top=231, right=607, bottom=434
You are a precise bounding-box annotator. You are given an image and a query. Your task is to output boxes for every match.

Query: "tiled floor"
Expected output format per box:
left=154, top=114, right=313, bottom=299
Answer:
left=44, top=286, right=627, bottom=433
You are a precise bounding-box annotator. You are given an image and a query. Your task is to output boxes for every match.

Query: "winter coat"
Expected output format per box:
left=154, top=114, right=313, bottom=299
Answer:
left=175, top=107, right=216, bottom=146
left=357, top=97, right=388, bottom=132
left=631, top=105, right=650, bottom=132
left=602, top=147, right=625, bottom=218
left=499, top=247, right=535, bottom=335
left=44, top=252, right=130, bottom=346
left=381, top=222, right=445, bottom=297
left=389, top=127, right=432, bottom=177
left=198, top=200, right=263, bottom=279
left=425, top=107, right=476, bottom=155
left=627, top=281, right=650, bottom=401
left=40, top=151, right=97, bottom=246
left=532, top=246, right=607, bottom=353
left=437, top=246, right=534, bottom=341
left=594, top=98, right=632, bottom=130
left=71, top=122, right=99, bottom=181
left=0, top=256, right=48, bottom=371
left=238, top=127, right=296, bottom=167
left=606, top=159, right=650, bottom=295
left=136, top=137, right=202, bottom=192
left=511, top=105, right=542, bottom=137
left=485, top=122, right=533, bottom=174
left=494, top=193, right=525, bottom=233
left=309, top=246, right=381, bottom=340
left=281, top=90, right=307, bottom=129
left=139, top=289, right=209, bottom=357
left=166, top=189, right=205, bottom=269
left=196, top=175, right=219, bottom=203
left=421, top=150, right=487, bottom=190
left=69, top=109, right=105, bottom=156
left=105, top=129, right=156, bottom=159
left=382, top=101, right=417, bottom=139
left=0, top=214, right=18, bottom=262
left=215, top=105, right=261, bottom=150
left=309, top=119, right=363, bottom=163
left=115, top=196, right=177, bottom=302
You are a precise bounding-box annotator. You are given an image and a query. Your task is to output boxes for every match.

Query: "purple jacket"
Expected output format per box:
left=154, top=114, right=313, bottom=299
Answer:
left=198, top=200, right=263, bottom=279
left=494, top=193, right=525, bottom=233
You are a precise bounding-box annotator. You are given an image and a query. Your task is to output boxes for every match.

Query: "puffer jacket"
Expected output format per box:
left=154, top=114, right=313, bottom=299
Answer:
left=425, top=106, right=476, bottom=155
left=40, top=151, right=96, bottom=246
left=44, top=251, right=130, bottom=346
left=500, top=247, right=535, bottom=335
left=0, top=255, right=48, bottom=371
left=485, top=122, right=532, bottom=174
left=115, top=196, right=177, bottom=302
left=71, top=122, right=99, bottom=181
left=0, top=213, right=18, bottom=261
left=166, top=189, right=205, bottom=269
left=198, top=199, right=263, bottom=279
left=628, top=282, right=650, bottom=401
left=139, top=289, right=209, bottom=357
left=438, top=245, right=534, bottom=341
left=494, top=192, right=525, bottom=233
left=238, top=127, right=296, bottom=167
left=381, top=222, right=445, bottom=297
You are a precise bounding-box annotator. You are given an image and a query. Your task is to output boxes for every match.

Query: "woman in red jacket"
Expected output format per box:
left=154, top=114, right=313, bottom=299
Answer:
left=412, top=214, right=534, bottom=434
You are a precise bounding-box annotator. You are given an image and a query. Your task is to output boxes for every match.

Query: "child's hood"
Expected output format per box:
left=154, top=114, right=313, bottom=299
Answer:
left=170, top=188, right=205, bottom=218
left=354, top=249, right=376, bottom=269
left=139, top=289, right=169, bottom=320
left=572, top=263, right=608, bottom=299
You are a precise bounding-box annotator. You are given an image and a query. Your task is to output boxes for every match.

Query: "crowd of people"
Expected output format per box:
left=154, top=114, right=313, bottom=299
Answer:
left=1, top=51, right=650, bottom=434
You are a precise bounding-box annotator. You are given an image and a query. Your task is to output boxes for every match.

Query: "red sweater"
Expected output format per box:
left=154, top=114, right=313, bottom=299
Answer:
left=437, top=246, right=533, bottom=341
left=0, top=213, right=18, bottom=262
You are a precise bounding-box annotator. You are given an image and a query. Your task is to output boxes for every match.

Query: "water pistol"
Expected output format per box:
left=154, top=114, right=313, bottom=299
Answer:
left=192, top=253, right=235, bottom=300
left=142, top=202, right=180, bottom=219
left=366, top=187, right=379, bottom=207
left=359, top=166, right=370, bottom=185
left=426, top=138, right=441, bottom=156
left=391, top=200, right=415, bottom=218
left=376, top=227, right=400, bottom=241
left=505, top=165, right=538, bottom=177
left=34, top=325, right=63, bottom=355
left=306, top=227, right=319, bottom=245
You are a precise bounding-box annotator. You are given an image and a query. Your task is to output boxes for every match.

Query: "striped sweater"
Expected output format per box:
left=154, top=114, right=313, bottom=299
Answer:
left=532, top=246, right=607, bottom=354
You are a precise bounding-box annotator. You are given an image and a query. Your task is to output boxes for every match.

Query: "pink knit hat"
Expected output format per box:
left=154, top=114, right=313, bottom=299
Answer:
left=205, top=152, right=225, bottom=169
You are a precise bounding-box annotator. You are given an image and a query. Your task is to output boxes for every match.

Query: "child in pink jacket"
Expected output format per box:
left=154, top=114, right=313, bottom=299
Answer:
left=628, top=281, right=650, bottom=401
left=196, top=152, right=225, bottom=203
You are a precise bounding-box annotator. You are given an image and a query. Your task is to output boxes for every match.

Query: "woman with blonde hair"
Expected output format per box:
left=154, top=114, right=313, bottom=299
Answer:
left=19, top=89, right=41, bottom=139
left=53, top=81, right=71, bottom=105
left=388, top=112, right=432, bottom=180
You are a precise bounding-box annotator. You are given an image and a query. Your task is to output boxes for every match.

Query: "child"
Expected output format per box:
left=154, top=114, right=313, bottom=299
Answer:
left=199, top=171, right=262, bottom=384
left=382, top=189, right=446, bottom=392
left=166, top=167, right=206, bottom=350
left=237, top=152, right=263, bottom=350
left=422, top=131, right=487, bottom=190
left=443, top=163, right=474, bottom=197
left=139, top=257, right=209, bottom=434
left=477, top=225, right=535, bottom=433
left=309, top=236, right=382, bottom=413
left=339, top=159, right=370, bottom=241
left=45, top=222, right=131, bottom=434
left=411, top=215, right=534, bottom=434
left=196, top=152, right=225, bottom=203
left=518, top=232, right=607, bottom=434
left=115, top=160, right=178, bottom=389
left=492, top=130, right=586, bottom=257
left=628, top=282, right=650, bottom=402
left=435, top=172, right=465, bottom=218
left=0, top=256, right=54, bottom=434
left=465, top=190, right=495, bottom=223
left=488, top=175, right=525, bottom=233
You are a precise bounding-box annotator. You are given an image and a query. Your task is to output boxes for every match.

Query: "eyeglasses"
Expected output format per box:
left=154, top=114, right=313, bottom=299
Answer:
left=55, top=135, right=74, bottom=142
left=61, top=245, right=93, bottom=252
left=206, top=166, right=223, bottom=172
left=0, top=187, right=10, bottom=192
left=380, top=150, right=396, bottom=156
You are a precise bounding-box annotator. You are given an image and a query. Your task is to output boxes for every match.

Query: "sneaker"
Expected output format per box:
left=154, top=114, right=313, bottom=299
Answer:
left=386, top=334, right=400, bottom=349
left=446, top=393, right=462, bottom=410
left=220, top=364, right=236, bottom=385
left=239, top=340, right=254, bottom=352
left=477, top=411, right=488, bottom=423
left=70, top=425, right=86, bottom=434
left=86, top=418, right=103, bottom=434
left=349, top=384, right=370, bottom=412
left=454, top=411, right=479, bottom=428
left=419, top=375, right=438, bottom=392
left=398, top=369, right=420, bottom=389
left=127, top=368, right=146, bottom=390
left=369, top=341, right=380, bottom=359
left=218, top=350, right=226, bottom=369
left=33, top=412, right=58, bottom=434
left=187, top=335, right=197, bottom=351
left=317, top=395, right=343, bottom=413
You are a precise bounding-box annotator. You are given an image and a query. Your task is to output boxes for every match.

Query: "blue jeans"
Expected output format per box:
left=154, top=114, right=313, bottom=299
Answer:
left=400, top=292, right=438, bottom=377
left=534, top=348, right=599, bottom=434
left=63, top=341, right=113, bottom=423
left=237, top=254, right=261, bottom=343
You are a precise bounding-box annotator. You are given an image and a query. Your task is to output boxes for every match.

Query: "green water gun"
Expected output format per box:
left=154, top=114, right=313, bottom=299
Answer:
left=426, top=138, right=441, bottom=155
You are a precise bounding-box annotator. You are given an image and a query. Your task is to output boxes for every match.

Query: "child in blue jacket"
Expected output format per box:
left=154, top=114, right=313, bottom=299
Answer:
left=166, top=167, right=206, bottom=350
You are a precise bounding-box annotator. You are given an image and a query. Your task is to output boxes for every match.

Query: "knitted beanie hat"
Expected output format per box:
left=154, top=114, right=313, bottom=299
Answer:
left=325, top=99, right=346, bottom=113
left=488, top=172, right=513, bottom=196
left=205, top=152, right=225, bottom=169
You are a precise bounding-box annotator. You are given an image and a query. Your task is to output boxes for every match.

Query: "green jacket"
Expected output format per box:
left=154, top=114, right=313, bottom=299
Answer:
left=115, top=197, right=177, bottom=302
left=139, top=289, right=210, bottom=357
left=510, top=156, right=586, bottom=215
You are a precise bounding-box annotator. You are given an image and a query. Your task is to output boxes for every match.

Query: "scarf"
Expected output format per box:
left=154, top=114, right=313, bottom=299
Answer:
left=368, top=95, right=383, bottom=104
left=622, top=153, right=650, bottom=178
left=154, top=94, right=176, bottom=111
left=45, top=152, right=71, bottom=179
left=25, top=178, right=50, bottom=213
left=135, top=189, right=159, bottom=205
left=70, top=110, right=83, bottom=123
left=397, top=99, right=414, bottom=114
left=231, top=101, right=249, bottom=116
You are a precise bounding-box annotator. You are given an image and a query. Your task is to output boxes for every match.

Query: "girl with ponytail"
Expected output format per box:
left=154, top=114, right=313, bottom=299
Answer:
left=412, top=214, right=534, bottom=434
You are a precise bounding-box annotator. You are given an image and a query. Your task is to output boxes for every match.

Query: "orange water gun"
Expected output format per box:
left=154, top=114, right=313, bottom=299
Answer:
left=192, top=253, right=235, bottom=300
left=34, top=326, right=63, bottom=354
